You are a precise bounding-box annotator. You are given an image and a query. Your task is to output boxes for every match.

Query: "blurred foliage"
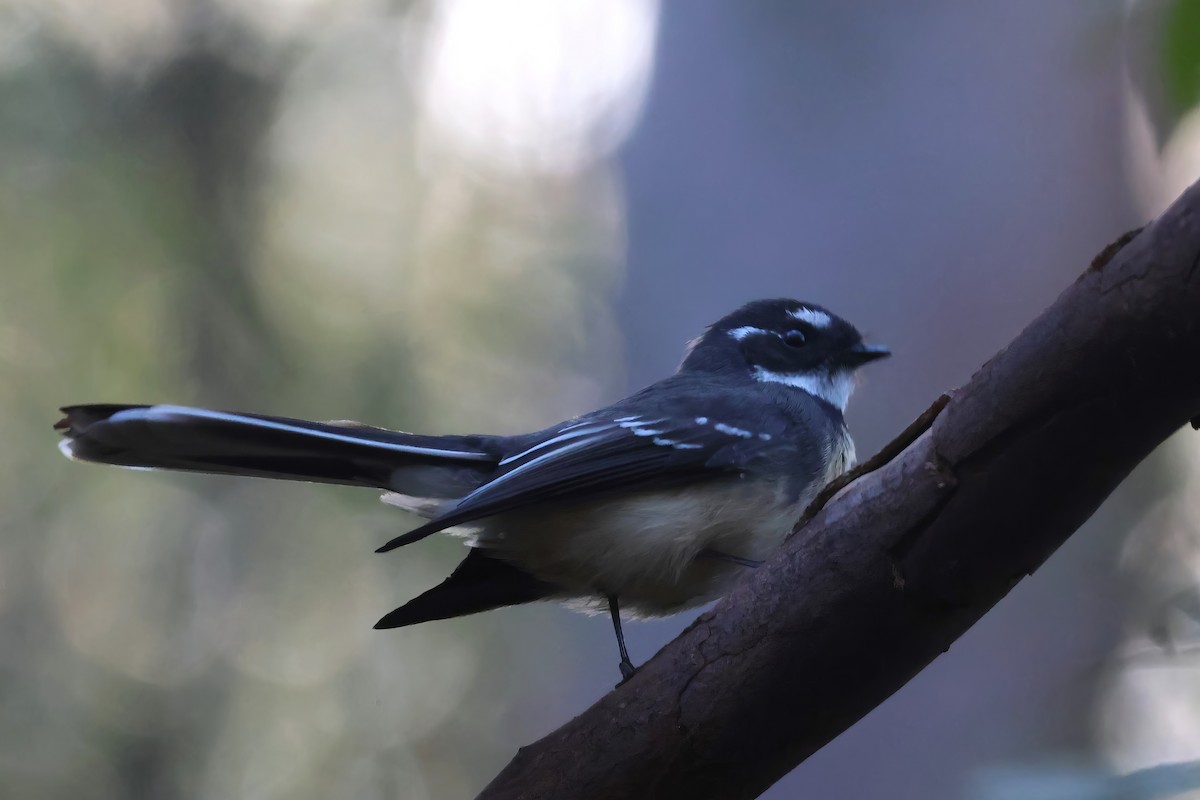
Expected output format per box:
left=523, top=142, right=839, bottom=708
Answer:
left=972, top=760, right=1200, bottom=800
left=1127, top=0, right=1200, bottom=147
left=1163, top=0, right=1200, bottom=116
left=0, top=1, right=651, bottom=797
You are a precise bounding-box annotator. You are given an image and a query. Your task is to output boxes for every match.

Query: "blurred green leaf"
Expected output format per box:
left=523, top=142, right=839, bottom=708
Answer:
left=1164, top=0, right=1200, bottom=115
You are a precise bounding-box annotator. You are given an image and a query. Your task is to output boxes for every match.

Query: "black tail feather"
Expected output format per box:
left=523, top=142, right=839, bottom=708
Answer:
left=375, top=522, right=443, bottom=553
left=56, top=404, right=497, bottom=495
left=374, top=549, right=558, bottom=628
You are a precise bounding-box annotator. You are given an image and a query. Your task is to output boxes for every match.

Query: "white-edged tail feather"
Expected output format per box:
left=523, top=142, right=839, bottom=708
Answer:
left=115, top=405, right=492, bottom=461
left=55, top=403, right=498, bottom=495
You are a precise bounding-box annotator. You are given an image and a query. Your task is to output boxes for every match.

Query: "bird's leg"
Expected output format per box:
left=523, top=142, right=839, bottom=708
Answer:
left=698, top=548, right=763, bottom=569
left=607, top=594, right=637, bottom=683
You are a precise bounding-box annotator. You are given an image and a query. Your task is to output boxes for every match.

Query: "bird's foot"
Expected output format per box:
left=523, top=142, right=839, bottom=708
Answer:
left=616, top=658, right=638, bottom=687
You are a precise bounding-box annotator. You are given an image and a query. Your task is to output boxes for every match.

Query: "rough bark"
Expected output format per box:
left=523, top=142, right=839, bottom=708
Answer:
left=478, top=177, right=1200, bottom=800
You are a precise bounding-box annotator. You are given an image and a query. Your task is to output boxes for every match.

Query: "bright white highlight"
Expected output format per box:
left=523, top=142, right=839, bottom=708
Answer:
left=415, top=0, right=660, bottom=174
left=753, top=367, right=856, bottom=411
left=695, top=417, right=708, bottom=425
left=789, top=308, right=833, bottom=329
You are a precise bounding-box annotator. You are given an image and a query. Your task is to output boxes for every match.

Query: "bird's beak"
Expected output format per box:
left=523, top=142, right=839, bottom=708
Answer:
left=845, top=342, right=891, bottom=367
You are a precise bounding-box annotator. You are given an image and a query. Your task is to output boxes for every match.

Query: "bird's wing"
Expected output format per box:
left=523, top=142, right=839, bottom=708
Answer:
left=376, top=402, right=788, bottom=552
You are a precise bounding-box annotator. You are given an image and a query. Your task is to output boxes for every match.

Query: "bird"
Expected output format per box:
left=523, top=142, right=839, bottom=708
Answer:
left=55, top=298, right=889, bottom=680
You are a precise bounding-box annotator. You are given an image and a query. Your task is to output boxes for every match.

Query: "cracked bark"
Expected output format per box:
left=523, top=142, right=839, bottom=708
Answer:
left=477, top=177, right=1200, bottom=800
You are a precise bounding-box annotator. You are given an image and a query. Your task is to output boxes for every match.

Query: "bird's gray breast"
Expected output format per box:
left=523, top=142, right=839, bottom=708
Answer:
left=474, top=475, right=801, bottom=615
left=759, top=389, right=856, bottom=508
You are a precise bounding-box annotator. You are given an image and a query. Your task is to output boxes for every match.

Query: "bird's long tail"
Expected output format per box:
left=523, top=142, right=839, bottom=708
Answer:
left=55, top=404, right=497, bottom=498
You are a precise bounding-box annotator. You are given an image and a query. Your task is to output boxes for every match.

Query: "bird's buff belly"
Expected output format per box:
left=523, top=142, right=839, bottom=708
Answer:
left=474, top=478, right=807, bottom=617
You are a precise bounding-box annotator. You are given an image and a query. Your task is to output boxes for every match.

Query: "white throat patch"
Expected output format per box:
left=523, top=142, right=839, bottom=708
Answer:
left=753, top=367, right=855, bottom=411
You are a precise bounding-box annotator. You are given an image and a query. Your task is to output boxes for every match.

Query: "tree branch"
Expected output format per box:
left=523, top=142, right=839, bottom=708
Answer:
left=478, top=178, right=1200, bottom=800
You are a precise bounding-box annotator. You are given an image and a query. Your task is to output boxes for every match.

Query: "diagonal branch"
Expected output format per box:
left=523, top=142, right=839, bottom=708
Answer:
left=478, top=177, right=1200, bottom=800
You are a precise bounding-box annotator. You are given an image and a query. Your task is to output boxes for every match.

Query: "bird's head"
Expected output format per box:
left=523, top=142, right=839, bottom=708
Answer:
left=680, top=298, right=890, bottom=411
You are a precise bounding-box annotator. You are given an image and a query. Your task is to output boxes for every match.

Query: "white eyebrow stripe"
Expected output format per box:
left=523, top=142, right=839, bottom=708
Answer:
left=499, top=423, right=612, bottom=465
left=727, top=326, right=774, bottom=341
left=111, top=406, right=494, bottom=461
left=788, top=308, right=833, bottom=328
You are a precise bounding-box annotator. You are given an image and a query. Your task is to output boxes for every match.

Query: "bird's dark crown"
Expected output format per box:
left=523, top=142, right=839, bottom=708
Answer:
left=679, top=298, right=888, bottom=383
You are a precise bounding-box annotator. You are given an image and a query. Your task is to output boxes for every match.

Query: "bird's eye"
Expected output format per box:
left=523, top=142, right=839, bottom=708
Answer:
left=783, top=329, right=807, bottom=348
